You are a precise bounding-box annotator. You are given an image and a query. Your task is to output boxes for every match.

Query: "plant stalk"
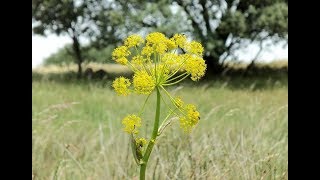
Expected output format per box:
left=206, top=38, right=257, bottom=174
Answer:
left=140, top=87, right=161, bottom=180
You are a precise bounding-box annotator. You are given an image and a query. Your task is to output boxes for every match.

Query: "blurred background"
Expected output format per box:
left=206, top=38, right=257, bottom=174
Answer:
left=32, top=0, right=288, bottom=179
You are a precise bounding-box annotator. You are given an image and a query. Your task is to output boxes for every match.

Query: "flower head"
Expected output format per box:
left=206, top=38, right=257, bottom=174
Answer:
left=161, top=53, right=182, bottom=73
left=172, top=34, right=187, bottom=49
left=186, top=41, right=204, bottom=56
left=112, top=77, right=131, bottom=96
left=183, top=55, right=207, bottom=81
left=146, top=32, right=167, bottom=45
left=122, top=114, right=142, bottom=134
left=133, top=71, right=155, bottom=95
left=179, top=104, right=200, bottom=133
left=131, top=55, right=144, bottom=66
left=112, top=46, right=131, bottom=65
left=135, top=137, right=147, bottom=147
left=141, top=46, right=153, bottom=57
left=115, top=57, right=128, bottom=65
left=154, top=43, right=168, bottom=54
left=166, top=39, right=177, bottom=50
left=146, top=32, right=169, bottom=54
left=124, top=34, right=144, bottom=48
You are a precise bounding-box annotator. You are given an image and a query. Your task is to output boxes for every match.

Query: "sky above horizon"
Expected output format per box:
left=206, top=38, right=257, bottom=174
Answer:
left=32, top=34, right=288, bottom=68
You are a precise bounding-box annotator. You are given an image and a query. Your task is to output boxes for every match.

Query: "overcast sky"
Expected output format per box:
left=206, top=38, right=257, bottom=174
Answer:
left=32, top=34, right=288, bottom=68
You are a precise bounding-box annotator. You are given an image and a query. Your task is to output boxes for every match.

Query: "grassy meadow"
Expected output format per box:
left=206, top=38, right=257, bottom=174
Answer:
left=32, top=63, right=288, bottom=180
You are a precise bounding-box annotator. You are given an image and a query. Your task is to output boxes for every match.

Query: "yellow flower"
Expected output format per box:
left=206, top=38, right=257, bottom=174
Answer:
left=146, top=32, right=168, bottom=54
left=135, top=137, right=147, bottom=147
left=115, top=57, right=128, bottom=65
left=133, top=71, right=155, bottom=95
left=153, top=63, right=170, bottom=80
left=112, top=46, right=131, bottom=63
left=183, top=55, right=207, bottom=81
left=161, top=53, right=176, bottom=62
left=161, top=53, right=182, bottom=73
left=172, top=34, right=187, bottom=49
left=112, top=77, right=131, bottom=96
left=179, top=104, right=200, bottom=133
left=186, top=41, right=204, bottom=56
left=131, top=55, right=144, bottom=66
left=141, top=46, right=153, bottom=57
left=154, top=42, right=168, bottom=54
left=122, top=114, right=142, bottom=134
left=124, top=34, right=144, bottom=48
left=166, top=39, right=177, bottom=50
left=146, top=32, right=167, bottom=45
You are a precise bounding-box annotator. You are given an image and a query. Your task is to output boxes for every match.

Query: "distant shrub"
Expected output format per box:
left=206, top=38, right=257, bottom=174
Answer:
left=44, top=44, right=116, bottom=66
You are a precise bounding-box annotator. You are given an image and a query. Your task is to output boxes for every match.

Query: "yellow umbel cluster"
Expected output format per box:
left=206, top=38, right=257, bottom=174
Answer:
left=112, top=77, right=131, bottom=96
left=133, top=71, right=155, bottom=95
left=122, top=114, right=142, bottom=134
left=124, top=34, right=144, bottom=48
left=112, top=32, right=206, bottom=135
left=112, top=46, right=131, bottom=65
left=179, top=104, right=200, bottom=133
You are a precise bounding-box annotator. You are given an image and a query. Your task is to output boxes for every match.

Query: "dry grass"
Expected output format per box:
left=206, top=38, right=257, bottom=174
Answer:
left=32, top=78, right=288, bottom=179
left=33, top=63, right=131, bottom=74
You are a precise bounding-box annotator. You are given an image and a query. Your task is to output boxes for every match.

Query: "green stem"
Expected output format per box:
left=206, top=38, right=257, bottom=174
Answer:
left=140, top=87, right=161, bottom=180
left=166, top=57, right=188, bottom=80
left=164, top=72, right=188, bottom=83
left=127, top=61, right=138, bottom=72
left=158, top=109, right=177, bottom=136
left=160, top=86, right=186, bottom=115
left=162, top=74, right=189, bottom=86
left=138, top=93, right=151, bottom=116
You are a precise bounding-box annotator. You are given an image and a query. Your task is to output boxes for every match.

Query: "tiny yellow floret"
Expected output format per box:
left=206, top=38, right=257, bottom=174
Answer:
left=135, top=138, right=147, bottom=147
left=141, top=46, right=153, bottom=57
left=183, top=55, right=207, bottom=81
left=122, top=114, right=142, bottom=134
left=131, top=55, right=144, bottom=66
left=179, top=104, right=200, bottom=133
left=115, top=57, right=128, bottom=65
left=172, top=34, right=187, bottom=49
left=186, top=41, right=204, bottom=56
left=124, top=34, right=144, bottom=48
left=133, top=71, right=155, bottom=95
left=112, top=46, right=131, bottom=65
left=112, top=77, right=131, bottom=96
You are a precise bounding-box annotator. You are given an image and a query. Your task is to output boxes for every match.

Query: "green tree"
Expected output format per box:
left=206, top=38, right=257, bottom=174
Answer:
left=34, top=0, right=287, bottom=75
left=90, top=0, right=189, bottom=48
left=43, top=45, right=74, bottom=66
left=33, top=0, right=191, bottom=69
left=44, top=44, right=116, bottom=66
left=32, top=0, right=105, bottom=78
left=170, top=0, right=288, bottom=73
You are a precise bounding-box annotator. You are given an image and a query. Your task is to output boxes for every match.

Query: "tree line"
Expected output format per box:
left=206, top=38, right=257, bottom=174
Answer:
left=32, top=0, right=288, bottom=78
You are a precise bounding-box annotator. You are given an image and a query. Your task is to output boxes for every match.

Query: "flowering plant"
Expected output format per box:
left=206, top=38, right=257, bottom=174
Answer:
left=111, top=32, right=206, bottom=179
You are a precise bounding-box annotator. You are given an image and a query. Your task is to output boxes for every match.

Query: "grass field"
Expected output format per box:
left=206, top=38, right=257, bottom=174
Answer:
left=32, top=66, right=288, bottom=179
